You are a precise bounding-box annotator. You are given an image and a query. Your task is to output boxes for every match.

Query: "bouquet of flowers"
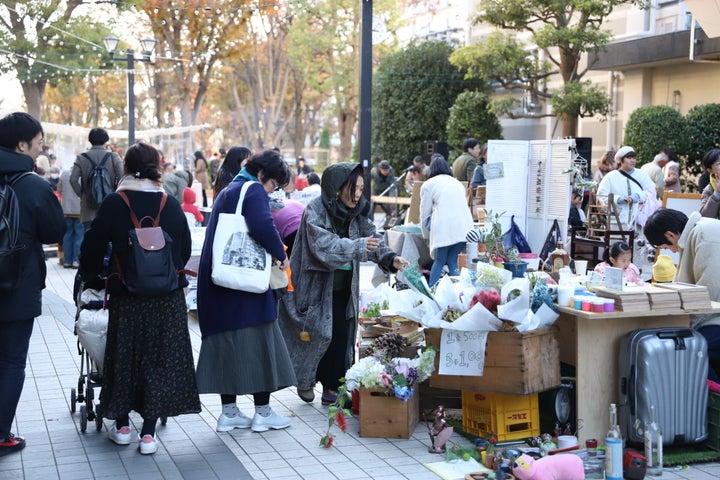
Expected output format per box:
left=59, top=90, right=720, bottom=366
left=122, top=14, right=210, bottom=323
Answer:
left=344, top=347, right=436, bottom=401
left=320, top=334, right=436, bottom=447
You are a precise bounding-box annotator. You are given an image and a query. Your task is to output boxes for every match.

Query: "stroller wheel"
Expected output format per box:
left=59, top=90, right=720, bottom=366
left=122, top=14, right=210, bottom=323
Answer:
left=80, top=405, right=88, bottom=433
left=161, top=416, right=167, bottom=426
left=70, top=388, right=77, bottom=414
left=95, top=412, right=103, bottom=432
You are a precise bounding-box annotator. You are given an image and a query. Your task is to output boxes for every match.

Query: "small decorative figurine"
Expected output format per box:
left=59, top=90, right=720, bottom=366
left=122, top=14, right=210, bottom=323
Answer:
left=539, top=433, right=557, bottom=457
left=425, top=405, right=454, bottom=453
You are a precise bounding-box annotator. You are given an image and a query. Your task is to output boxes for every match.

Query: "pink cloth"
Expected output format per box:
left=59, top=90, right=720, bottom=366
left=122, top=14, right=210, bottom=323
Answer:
left=271, top=199, right=305, bottom=240
left=593, top=261, right=644, bottom=285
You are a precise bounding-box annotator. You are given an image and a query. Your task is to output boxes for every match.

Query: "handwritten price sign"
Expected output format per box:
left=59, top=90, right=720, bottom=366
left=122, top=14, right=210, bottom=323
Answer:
left=438, top=330, right=489, bottom=376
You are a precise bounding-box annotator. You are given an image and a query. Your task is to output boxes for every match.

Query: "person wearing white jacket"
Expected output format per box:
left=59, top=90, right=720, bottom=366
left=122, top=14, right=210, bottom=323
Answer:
left=420, top=154, right=474, bottom=286
left=596, top=146, right=656, bottom=231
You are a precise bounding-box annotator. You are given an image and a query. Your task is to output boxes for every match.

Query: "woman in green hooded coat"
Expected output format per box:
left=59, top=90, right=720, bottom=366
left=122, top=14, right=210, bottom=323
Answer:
left=277, top=162, right=408, bottom=404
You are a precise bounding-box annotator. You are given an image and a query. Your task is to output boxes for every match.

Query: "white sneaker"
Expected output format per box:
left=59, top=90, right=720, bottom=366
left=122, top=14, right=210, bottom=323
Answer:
left=138, top=434, right=158, bottom=455
left=108, top=426, right=132, bottom=445
left=216, top=412, right=252, bottom=432
left=251, top=411, right=291, bottom=432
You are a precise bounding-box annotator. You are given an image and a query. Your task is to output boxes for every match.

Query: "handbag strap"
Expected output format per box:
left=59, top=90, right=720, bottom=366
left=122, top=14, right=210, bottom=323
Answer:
left=118, top=191, right=168, bottom=228
left=617, top=170, right=644, bottom=192
left=233, top=180, right=255, bottom=215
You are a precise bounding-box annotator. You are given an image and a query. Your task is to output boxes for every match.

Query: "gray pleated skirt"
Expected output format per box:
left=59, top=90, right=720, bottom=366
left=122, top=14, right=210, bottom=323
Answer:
left=196, top=321, right=297, bottom=395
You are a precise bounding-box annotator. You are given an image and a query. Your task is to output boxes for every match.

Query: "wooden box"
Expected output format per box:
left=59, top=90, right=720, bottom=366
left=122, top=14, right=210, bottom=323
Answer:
left=425, top=327, right=560, bottom=395
left=358, top=388, right=420, bottom=439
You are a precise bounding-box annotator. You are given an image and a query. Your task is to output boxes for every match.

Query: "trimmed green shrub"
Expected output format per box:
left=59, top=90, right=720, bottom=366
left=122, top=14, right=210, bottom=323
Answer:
left=623, top=105, right=689, bottom=166
left=446, top=91, right=503, bottom=160
left=686, top=103, right=720, bottom=179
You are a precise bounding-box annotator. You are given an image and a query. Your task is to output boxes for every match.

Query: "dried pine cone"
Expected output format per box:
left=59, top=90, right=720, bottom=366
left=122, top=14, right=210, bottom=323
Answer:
left=500, top=320, right=518, bottom=332
left=373, top=332, right=407, bottom=360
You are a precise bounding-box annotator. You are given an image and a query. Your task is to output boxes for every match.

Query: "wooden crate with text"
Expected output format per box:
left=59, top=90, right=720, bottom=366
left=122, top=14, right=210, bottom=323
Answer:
left=425, top=327, right=560, bottom=395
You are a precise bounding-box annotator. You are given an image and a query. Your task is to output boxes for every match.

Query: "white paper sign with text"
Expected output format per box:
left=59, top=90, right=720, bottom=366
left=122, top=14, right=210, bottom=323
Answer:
left=438, top=330, right=489, bottom=376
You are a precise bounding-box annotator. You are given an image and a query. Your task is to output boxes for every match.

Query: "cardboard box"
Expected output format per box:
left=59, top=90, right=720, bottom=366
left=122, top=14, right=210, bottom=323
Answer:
left=358, top=388, right=420, bottom=439
left=425, top=327, right=560, bottom=395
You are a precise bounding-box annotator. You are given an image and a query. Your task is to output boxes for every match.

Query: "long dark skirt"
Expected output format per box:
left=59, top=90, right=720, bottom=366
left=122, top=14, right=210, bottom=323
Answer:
left=100, top=289, right=201, bottom=420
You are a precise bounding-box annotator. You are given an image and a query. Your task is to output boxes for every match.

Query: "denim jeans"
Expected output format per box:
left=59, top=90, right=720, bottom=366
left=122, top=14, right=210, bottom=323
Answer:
left=63, top=217, right=84, bottom=266
left=429, top=241, right=466, bottom=287
left=698, top=325, right=720, bottom=382
left=0, top=319, right=34, bottom=438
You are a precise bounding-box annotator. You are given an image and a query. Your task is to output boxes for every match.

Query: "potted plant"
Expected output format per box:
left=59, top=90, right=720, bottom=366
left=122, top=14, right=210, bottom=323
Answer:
left=502, top=247, right=528, bottom=278
left=482, top=210, right=528, bottom=277
left=321, top=334, right=436, bottom=446
left=482, top=209, right=507, bottom=267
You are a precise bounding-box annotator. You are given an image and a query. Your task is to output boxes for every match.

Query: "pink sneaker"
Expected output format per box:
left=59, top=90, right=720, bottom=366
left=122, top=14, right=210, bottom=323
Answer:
left=138, top=434, right=158, bottom=455
left=108, top=426, right=132, bottom=445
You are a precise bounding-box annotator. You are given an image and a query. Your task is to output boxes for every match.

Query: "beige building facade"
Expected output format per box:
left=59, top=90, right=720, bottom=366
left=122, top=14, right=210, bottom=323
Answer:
left=397, top=1, right=720, bottom=171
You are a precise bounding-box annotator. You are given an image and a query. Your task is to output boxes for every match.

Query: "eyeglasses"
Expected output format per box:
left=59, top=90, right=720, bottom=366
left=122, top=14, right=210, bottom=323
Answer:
left=269, top=179, right=283, bottom=191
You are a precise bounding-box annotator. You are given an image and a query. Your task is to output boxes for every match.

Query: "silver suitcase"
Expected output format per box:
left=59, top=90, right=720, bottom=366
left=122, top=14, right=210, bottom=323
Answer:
left=619, top=328, right=708, bottom=445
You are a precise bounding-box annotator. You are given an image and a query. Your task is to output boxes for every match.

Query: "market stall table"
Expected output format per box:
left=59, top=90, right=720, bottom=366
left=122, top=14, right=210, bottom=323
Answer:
left=555, top=302, right=720, bottom=442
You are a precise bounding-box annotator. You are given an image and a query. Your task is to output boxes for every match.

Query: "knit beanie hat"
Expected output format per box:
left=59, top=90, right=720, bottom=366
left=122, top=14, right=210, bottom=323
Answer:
left=652, top=254, right=676, bottom=283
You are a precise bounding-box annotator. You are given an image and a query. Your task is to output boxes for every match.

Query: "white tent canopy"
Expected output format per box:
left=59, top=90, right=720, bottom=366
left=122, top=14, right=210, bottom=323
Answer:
left=41, top=122, right=209, bottom=169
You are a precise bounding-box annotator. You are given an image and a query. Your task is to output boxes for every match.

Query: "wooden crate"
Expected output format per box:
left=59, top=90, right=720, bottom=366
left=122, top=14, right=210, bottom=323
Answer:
left=425, top=327, right=560, bottom=395
left=358, top=388, right=420, bottom=439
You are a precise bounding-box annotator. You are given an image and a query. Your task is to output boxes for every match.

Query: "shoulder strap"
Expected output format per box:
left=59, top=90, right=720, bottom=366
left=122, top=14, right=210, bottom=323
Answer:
left=618, top=169, right=644, bottom=191
left=0, top=171, right=33, bottom=186
left=234, top=181, right=254, bottom=215
left=98, top=152, right=112, bottom=167
left=81, top=152, right=98, bottom=167
left=118, top=192, right=168, bottom=228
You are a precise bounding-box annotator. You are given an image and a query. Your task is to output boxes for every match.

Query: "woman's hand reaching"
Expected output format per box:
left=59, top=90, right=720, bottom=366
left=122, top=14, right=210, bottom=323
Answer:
left=393, top=256, right=410, bottom=271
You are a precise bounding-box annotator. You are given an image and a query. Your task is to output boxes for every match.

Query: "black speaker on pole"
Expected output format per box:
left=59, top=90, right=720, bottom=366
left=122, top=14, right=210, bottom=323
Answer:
left=422, top=140, right=448, bottom=165
left=574, top=137, right=592, bottom=178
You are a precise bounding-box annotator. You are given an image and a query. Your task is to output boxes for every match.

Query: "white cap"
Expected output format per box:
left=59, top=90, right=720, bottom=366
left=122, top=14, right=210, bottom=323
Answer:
left=615, top=146, right=636, bottom=162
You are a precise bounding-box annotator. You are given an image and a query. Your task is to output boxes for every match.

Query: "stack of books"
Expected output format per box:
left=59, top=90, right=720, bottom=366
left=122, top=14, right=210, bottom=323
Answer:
left=594, top=287, right=650, bottom=312
left=655, top=282, right=712, bottom=310
left=633, top=285, right=681, bottom=312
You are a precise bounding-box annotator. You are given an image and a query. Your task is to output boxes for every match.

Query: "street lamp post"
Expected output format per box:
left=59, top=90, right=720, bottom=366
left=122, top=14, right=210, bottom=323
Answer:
left=103, top=35, right=156, bottom=146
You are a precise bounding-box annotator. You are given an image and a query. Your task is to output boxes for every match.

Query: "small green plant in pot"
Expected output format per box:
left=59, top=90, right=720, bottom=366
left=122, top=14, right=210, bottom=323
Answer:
left=482, top=209, right=507, bottom=266
left=482, top=210, right=528, bottom=277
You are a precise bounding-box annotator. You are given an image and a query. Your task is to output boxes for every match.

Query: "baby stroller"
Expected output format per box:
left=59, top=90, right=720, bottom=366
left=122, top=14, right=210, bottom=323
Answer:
left=69, top=272, right=107, bottom=433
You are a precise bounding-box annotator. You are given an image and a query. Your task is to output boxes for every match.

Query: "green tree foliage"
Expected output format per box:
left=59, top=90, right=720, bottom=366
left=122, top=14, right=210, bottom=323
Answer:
left=450, top=1, right=647, bottom=137
left=446, top=91, right=503, bottom=159
left=686, top=103, right=720, bottom=179
left=623, top=105, right=689, bottom=166
left=0, top=1, right=116, bottom=119
left=372, top=41, right=484, bottom=171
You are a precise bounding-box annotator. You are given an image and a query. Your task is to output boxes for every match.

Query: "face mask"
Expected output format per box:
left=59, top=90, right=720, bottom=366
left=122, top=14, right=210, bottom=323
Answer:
left=50, top=174, right=59, bottom=179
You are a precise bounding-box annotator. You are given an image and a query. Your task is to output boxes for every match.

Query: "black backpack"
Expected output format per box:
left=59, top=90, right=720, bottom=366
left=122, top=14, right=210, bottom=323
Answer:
left=0, top=172, right=32, bottom=293
left=82, top=152, right=114, bottom=209
left=115, top=192, right=179, bottom=296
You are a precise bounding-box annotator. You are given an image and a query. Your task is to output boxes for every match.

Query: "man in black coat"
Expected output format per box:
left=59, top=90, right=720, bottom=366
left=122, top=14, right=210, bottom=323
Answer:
left=0, top=112, right=65, bottom=457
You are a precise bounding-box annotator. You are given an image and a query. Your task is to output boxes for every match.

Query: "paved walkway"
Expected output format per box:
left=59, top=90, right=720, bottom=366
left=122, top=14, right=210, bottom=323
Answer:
left=1, top=256, right=719, bottom=479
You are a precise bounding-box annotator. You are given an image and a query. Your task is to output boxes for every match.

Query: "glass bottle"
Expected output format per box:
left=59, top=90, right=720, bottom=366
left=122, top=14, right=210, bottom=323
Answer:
left=550, top=242, right=569, bottom=272
left=644, top=405, right=663, bottom=476
left=605, top=403, right=623, bottom=480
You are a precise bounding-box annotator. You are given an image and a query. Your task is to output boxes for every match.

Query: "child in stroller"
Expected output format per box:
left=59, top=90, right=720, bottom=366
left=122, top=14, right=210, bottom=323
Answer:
left=69, top=272, right=107, bottom=433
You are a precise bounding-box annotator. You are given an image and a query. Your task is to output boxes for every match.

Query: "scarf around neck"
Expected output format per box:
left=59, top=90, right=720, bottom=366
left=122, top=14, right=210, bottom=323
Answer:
left=116, top=175, right=164, bottom=192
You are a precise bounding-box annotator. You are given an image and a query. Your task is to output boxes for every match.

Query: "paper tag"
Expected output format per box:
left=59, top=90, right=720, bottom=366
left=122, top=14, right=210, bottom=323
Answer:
left=438, top=329, right=489, bottom=376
